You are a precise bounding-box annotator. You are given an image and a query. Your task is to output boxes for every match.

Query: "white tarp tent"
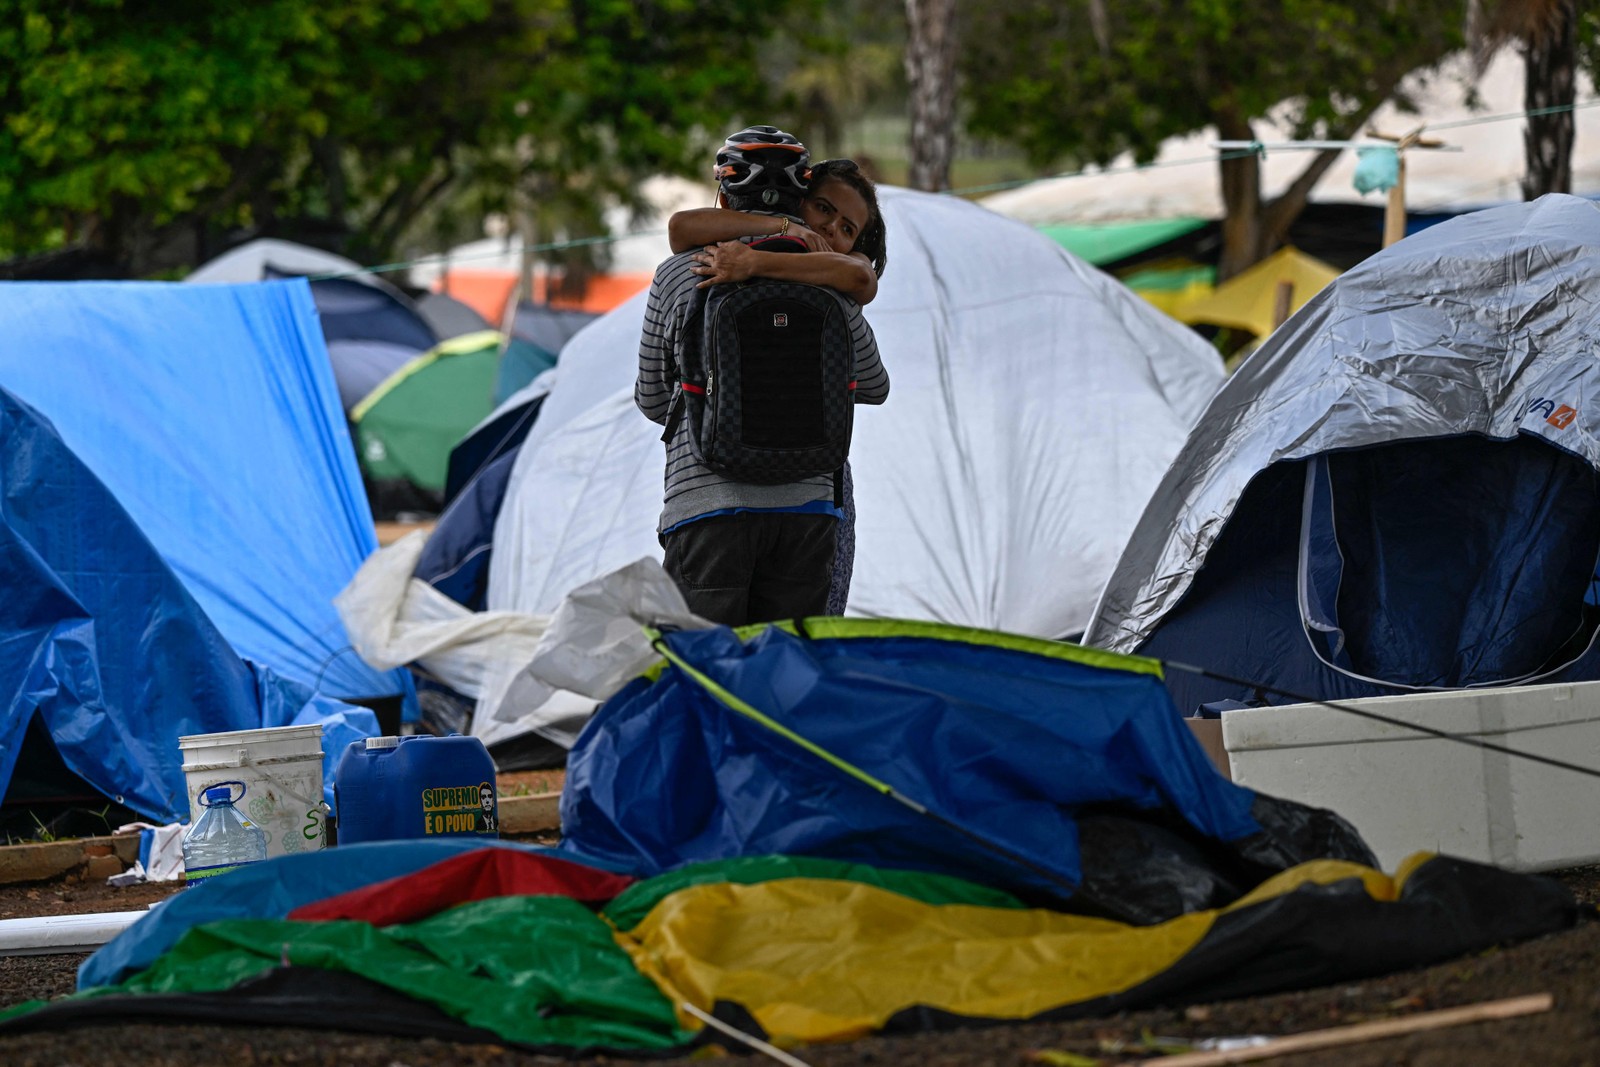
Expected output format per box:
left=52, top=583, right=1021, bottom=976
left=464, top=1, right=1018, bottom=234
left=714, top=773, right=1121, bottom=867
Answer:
left=491, top=185, right=1223, bottom=637
left=340, top=185, right=1225, bottom=744
left=982, top=53, right=1600, bottom=225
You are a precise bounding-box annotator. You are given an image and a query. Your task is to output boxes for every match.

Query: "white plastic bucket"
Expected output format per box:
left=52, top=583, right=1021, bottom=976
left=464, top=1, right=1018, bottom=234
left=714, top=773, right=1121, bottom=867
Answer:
left=178, top=724, right=327, bottom=858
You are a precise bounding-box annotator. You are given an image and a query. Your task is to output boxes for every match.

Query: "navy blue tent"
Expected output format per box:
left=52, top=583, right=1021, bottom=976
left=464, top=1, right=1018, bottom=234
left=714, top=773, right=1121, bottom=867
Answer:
left=416, top=449, right=522, bottom=613
left=1085, top=195, right=1600, bottom=714
left=415, top=384, right=552, bottom=613
left=1140, top=436, right=1600, bottom=714
left=442, top=388, right=548, bottom=508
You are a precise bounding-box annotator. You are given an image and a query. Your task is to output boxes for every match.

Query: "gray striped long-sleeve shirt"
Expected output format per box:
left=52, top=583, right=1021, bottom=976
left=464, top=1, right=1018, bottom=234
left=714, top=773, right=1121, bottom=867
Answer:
left=635, top=247, right=889, bottom=535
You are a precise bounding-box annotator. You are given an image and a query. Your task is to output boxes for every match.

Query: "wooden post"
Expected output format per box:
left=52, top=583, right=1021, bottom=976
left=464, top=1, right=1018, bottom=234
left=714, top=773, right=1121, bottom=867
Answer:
left=1383, top=148, right=1408, bottom=248
left=1373, top=125, right=1446, bottom=250
left=1272, top=280, right=1295, bottom=329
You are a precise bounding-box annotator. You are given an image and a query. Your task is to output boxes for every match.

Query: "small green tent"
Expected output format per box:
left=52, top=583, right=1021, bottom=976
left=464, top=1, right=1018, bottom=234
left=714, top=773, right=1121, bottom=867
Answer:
left=352, top=330, right=502, bottom=496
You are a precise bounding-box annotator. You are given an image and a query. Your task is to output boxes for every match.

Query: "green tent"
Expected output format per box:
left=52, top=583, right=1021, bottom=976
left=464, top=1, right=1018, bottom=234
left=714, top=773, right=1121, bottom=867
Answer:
left=1037, top=216, right=1207, bottom=265
left=352, top=331, right=502, bottom=495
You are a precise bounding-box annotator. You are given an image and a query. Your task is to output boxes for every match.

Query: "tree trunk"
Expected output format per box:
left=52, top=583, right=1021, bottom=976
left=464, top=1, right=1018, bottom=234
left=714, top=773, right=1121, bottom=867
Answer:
left=315, top=137, right=348, bottom=222
left=1522, top=0, right=1576, bottom=198
left=1215, top=113, right=1266, bottom=283
left=904, top=0, right=958, bottom=192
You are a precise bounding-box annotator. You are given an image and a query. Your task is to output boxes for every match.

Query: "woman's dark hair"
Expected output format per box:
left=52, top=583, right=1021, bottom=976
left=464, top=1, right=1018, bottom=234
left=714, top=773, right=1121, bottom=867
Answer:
left=808, top=159, right=887, bottom=279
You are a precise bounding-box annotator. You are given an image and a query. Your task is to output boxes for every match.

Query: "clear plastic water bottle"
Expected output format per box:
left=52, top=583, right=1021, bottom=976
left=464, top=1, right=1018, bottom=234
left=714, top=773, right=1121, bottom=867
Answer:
left=182, top=782, right=268, bottom=884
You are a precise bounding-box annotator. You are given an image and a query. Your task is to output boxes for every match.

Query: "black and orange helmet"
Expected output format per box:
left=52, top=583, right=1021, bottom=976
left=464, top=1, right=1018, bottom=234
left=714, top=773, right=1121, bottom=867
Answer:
left=714, top=125, right=810, bottom=207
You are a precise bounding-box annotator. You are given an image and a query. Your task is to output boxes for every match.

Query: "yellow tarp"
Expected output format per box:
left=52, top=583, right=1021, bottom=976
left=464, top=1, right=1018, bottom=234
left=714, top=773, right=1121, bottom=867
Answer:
left=1174, top=246, right=1340, bottom=337
left=618, top=859, right=1407, bottom=1045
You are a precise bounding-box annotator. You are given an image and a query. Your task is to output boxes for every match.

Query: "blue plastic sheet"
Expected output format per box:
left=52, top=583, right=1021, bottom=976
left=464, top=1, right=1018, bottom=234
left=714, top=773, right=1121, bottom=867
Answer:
left=79, top=838, right=542, bottom=989
left=0, top=280, right=411, bottom=706
left=560, top=626, right=1261, bottom=905
left=0, top=389, right=377, bottom=823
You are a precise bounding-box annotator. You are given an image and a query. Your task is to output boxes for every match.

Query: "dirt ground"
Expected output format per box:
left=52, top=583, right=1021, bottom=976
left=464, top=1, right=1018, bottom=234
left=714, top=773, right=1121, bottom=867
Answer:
left=0, top=856, right=1595, bottom=1067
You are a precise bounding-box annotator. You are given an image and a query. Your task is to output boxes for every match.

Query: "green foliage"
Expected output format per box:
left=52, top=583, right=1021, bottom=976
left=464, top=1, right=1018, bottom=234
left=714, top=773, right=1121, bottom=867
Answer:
left=770, top=0, right=908, bottom=156
left=960, top=0, right=1466, bottom=169
left=1578, top=5, right=1600, bottom=78
left=0, top=0, right=812, bottom=271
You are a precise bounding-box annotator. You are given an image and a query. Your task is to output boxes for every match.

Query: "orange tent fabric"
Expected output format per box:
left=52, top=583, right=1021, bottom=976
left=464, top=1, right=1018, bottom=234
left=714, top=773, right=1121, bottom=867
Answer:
left=434, top=270, right=652, bottom=322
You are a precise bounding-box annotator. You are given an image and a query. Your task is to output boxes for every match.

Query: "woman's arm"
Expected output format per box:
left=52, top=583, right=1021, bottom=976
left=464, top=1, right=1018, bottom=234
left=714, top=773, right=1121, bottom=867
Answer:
left=690, top=241, right=878, bottom=305
left=669, top=209, right=792, bottom=253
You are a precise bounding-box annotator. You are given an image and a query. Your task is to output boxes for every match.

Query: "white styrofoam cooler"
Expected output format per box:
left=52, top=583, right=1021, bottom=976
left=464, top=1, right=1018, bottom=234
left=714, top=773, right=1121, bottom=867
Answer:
left=1220, top=679, right=1600, bottom=873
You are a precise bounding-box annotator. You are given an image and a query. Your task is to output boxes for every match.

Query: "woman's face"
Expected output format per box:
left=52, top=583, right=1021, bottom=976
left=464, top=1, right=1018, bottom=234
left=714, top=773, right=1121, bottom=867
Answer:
left=801, top=177, right=870, bottom=255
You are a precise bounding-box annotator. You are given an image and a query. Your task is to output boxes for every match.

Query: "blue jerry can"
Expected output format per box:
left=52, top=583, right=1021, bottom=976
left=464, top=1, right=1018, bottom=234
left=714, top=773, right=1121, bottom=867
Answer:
left=334, top=735, right=499, bottom=845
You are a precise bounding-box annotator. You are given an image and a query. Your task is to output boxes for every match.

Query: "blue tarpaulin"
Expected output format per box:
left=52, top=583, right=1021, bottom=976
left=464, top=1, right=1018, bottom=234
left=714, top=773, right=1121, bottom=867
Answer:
left=0, top=280, right=411, bottom=707
left=0, top=388, right=377, bottom=822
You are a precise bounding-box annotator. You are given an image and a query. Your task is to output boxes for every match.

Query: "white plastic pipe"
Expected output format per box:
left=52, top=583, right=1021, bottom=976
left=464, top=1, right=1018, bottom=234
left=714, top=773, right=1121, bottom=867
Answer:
left=0, top=909, right=152, bottom=956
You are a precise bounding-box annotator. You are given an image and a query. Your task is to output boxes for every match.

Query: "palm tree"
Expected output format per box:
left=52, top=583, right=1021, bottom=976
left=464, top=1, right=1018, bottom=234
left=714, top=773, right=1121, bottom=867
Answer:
left=1469, top=0, right=1581, bottom=197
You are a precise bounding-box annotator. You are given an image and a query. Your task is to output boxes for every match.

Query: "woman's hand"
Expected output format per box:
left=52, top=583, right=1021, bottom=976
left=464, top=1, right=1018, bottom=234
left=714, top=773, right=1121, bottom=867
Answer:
left=690, top=241, right=758, bottom=289
left=787, top=224, right=831, bottom=252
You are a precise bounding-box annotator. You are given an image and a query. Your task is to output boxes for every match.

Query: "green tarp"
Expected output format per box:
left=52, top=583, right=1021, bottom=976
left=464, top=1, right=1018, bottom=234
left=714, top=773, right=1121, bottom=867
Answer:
left=1037, top=217, right=1208, bottom=265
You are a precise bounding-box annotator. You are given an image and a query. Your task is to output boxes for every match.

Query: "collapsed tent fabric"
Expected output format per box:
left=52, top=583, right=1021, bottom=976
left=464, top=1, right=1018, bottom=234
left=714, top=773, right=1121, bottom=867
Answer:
left=21, top=845, right=1575, bottom=1053
left=0, top=280, right=410, bottom=705
left=486, top=186, right=1224, bottom=647
left=559, top=619, right=1385, bottom=919
left=44, top=617, right=1577, bottom=1046
left=1083, top=194, right=1600, bottom=714
left=0, top=387, right=375, bottom=821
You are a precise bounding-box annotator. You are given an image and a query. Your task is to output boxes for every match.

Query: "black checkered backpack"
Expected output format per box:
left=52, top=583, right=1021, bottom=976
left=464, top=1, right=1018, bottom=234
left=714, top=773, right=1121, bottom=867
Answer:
left=667, top=235, right=857, bottom=484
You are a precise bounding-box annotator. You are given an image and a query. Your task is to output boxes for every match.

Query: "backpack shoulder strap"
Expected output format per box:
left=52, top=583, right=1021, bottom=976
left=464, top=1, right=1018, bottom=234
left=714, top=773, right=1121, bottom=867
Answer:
left=661, top=285, right=710, bottom=443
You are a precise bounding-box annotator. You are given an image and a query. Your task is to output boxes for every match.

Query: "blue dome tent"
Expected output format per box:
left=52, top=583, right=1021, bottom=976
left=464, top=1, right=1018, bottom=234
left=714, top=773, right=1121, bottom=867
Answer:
left=1085, top=195, right=1600, bottom=714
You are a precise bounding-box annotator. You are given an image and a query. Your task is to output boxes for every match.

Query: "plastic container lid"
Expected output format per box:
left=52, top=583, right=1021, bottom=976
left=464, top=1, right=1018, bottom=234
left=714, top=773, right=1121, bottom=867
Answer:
left=365, top=736, right=401, bottom=750
left=203, top=786, right=234, bottom=803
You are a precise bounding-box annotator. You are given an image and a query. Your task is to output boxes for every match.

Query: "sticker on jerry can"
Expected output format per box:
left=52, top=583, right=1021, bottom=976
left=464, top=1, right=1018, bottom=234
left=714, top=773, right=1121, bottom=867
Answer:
left=422, top=781, right=498, bottom=834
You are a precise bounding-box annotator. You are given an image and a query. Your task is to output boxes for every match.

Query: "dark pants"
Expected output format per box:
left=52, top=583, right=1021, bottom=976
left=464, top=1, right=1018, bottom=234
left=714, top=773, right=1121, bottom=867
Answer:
left=827, top=461, right=855, bottom=616
left=664, top=512, right=837, bottom=627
